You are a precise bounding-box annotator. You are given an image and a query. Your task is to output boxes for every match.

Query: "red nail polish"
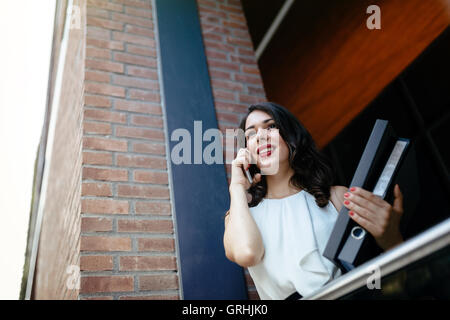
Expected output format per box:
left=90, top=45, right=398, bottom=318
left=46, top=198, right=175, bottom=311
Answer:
left=344, top=200, right=350, bottom=205
left=349, top=211, right=354, bottom=216
left=350, top=187, right=356, bottom=192
left=344, top=193, right=349, bottom=198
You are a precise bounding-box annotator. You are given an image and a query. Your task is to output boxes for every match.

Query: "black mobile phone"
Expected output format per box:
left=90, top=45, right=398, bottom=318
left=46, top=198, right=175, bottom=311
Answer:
left=243, top=164, right=258, bottom=184
left=244, top=166, right=253, bottom=184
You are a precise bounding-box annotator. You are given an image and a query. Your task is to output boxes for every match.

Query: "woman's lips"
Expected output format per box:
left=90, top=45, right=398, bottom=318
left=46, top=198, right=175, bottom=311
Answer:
left=258, top=144, right=274, bottom=158
left=260, top=150, right=272, bottom=157
left=257, top=143, right=271, bottom=154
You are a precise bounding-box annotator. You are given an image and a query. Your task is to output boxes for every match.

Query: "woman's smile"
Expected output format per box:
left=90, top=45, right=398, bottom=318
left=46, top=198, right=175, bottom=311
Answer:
left=258, top=144, right=274, bottom=158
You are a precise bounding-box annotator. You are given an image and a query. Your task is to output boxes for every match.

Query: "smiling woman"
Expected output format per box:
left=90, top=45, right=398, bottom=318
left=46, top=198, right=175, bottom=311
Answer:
left=223, top=102, right=405, bottom=299
left=240, top=102, right=336, bottom=208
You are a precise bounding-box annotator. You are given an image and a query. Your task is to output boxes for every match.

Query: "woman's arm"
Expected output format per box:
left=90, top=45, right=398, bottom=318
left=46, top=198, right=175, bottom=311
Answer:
left=223, top=147, right=264, bottom=268
left=224, top=184, right=265, bottom=267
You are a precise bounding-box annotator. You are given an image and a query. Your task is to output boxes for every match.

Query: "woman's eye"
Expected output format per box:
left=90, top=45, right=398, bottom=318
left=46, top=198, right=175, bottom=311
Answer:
left=246, top=131, right=256, bottom=139
left=268, top=123, right=277, bottom=129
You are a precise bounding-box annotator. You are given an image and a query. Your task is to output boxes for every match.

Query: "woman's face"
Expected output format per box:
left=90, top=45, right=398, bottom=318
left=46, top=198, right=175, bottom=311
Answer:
left=244, top=110, right=290, bottom=175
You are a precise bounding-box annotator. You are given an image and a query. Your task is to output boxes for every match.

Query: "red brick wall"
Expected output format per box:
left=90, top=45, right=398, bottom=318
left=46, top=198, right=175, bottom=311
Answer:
left=33, top=0, right=265, bottom=300
left=197, top=0, right=267, bottom=300
left=80, top=0, right=178, bottom=300
left=33, top=0, right=86, bottom=299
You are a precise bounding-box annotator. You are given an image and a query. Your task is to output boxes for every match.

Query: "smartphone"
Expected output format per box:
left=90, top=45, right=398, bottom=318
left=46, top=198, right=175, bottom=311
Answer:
left=244, top=166, right=253, bottom=184
left=242, top=148, right=254, bottom=184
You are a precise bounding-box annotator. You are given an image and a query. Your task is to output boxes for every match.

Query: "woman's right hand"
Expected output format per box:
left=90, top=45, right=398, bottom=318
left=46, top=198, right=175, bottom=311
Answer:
left=230, top=148, right=261, bottom=190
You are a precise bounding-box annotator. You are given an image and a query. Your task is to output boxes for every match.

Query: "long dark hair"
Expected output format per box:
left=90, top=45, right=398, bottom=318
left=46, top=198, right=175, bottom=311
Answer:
left=240, top=102, right=335, bottom=208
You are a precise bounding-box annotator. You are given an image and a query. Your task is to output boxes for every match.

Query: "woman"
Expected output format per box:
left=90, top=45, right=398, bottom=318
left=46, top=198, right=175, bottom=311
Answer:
left=223, top=102, right=405, bottom=300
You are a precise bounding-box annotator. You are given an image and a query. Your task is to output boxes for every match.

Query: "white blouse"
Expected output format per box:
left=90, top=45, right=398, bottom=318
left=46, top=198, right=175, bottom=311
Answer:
left=247, top=190, right=342, bottom=299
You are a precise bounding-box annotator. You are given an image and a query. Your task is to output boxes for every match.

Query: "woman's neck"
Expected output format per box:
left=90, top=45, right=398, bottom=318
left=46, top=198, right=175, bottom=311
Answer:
left=264, top=163, right=301, bottom=199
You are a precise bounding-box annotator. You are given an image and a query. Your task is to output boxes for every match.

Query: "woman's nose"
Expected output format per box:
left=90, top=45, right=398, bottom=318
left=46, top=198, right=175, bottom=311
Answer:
left=256, top=127, right=269, bottom=143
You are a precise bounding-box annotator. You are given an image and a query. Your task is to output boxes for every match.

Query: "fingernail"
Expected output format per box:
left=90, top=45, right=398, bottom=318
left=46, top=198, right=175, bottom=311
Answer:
left=344, top=200, right=350, bottom=205
left=349, top=211, right=354, bottom=216
left=344, top=193, right=349, bottom=198
left=350, top=187, right=356, bottom=192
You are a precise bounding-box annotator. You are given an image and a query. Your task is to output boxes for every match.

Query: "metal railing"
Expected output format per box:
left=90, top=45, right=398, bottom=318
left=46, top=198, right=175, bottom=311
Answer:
left=303, top=217, right=450, bottom=300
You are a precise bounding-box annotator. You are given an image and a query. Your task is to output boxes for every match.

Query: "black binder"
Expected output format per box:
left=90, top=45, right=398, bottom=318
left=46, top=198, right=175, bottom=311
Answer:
left=323, top=119, right=418, bottom=272
left=337, top=138, right=410, bottom=271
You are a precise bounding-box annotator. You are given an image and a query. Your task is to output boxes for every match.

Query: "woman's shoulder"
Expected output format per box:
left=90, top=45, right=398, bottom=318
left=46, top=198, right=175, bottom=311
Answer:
left=330, top=185, right=348, bottom=213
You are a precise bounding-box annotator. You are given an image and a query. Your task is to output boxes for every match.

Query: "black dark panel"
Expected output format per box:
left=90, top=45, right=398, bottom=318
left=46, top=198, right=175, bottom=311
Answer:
left=402, top=27, right=450, bottom=127
left=155, top=0, right=247, bottom=299
left=241, top=0, right=285, bottom=49
left=323, top=26, right=450, bottom=241
left=431, top=118, right=450, bottom=169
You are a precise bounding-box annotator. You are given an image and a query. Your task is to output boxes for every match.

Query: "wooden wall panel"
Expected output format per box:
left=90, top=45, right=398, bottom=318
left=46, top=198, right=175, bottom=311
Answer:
left=259, top=0, right=450, bottom=148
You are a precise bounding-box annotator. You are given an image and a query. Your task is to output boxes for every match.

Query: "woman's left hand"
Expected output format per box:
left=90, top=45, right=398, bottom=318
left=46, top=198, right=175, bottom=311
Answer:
left=343, top=184, right=404, bottom=251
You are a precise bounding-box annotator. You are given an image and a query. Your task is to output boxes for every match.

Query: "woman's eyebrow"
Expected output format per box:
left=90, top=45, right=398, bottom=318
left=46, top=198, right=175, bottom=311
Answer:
left=245, top=118, right=274, bottom=132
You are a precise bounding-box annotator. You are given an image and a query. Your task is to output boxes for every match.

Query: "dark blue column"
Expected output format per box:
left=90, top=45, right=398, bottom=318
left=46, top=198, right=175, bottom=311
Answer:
left=154, top=0, right=248, bottom=299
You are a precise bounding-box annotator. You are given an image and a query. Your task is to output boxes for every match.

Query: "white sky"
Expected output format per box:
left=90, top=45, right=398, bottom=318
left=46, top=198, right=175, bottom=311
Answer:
left=0, top=0, right=56, bottom=299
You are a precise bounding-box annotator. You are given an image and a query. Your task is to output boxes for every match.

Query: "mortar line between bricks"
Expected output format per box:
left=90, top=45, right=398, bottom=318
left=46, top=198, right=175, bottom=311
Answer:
left=81, top=230, right=174, bottom=236
left=85, top=93, right=162, bottom=106
left=129, top=200, right=137, bottom=216
left=84, top=135, right=165, bottom=145
left=203, top=37, right=252, bottom=50
left=84, top=122, right=165, bottom=132
left=82, top=182, right=169, bottom=189
left=81, top=178, right=169, bottom=186
left=111, top=97, right=162, bottom=106
left=79, top=289, right=179, bottom=298
left=207, top=55, right=256, bottom=66
left=80, top=270, right=178, bottom=276
left=202, top=43, right=237, bottom=56
left=85, top=61, right=125, bottom=74
left=113, top=255, right=119, bottom=273
left=80, top=249, right=175, bottom=257
left=81, top=164, right=214, bottom=173
left=83, top=156, right=168, bottom=165
left=111, top=53, right=157, bottom=65
left=107, top=44, right=158, bottom=58
left=111, top=291, right=180, bottom=299
left=81, top=254, right=177, bottom=259
left=84, top=116, right=165, bottom=126
left=80, top=249, right=176, bottom=257
left=80, top=213, right=173, bottom=220
left=84, top=103, right=163, bottom=111
left=79, top=290, right=177, bottom=299
left=80, top=197, right=171, bottom=204
left=82, top=164, right=167, bottom=171
left=81, top=252, right=177, bottom=257
left=125, top=112, right=131, bottom=126
left=112, top=216, right=118, bottom=232
left=115, top=5, right=155, bottom=18
left=86, top=77, right=161, bottom=91
left=109, top=20, right=155, bottom=30
left=86, top=106, right=163, bottom=116
left=83, top=150, right=168, bottom=159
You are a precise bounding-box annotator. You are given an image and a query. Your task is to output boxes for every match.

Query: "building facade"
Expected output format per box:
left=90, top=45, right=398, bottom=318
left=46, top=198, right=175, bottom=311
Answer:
left=25, top=0, right=450, bottom=300
left=27, top=0, right=265, bottom=300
